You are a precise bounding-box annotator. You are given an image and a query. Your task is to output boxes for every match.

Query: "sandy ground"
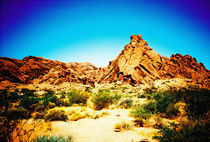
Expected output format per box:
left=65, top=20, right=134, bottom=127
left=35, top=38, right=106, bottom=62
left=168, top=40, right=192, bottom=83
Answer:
left=38, top=109, right=158, bottom=142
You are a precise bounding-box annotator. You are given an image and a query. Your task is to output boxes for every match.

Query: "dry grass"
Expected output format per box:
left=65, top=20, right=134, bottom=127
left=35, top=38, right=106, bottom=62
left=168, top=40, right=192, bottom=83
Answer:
left=138, top=128, right=158, bottom=139
left=114, top=121, right=133, bottom=132
left=44, top=109, right=68, bottom=122
left=44, top=106, right=110, bottom=121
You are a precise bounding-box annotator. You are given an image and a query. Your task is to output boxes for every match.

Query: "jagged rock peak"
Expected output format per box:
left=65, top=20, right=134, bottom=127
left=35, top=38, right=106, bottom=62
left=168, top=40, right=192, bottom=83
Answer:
left=97, top=34, right=209, bottom=88
left=130, top=34, right=141, bottom=40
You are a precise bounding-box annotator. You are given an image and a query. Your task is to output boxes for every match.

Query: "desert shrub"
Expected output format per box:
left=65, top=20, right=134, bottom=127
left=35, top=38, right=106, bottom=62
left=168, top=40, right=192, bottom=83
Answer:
left=146, top=94, right=152, bottom=100
left=119, top=99, right=133, bottom=109
left=70, top=112, right=86, bottom=121
left=112, top=94, right=121, bottom=103
left=144, top=86, right=157, bottom=94
left=165, top=103, right=180, bottom=118
left=153, top=115, right=164, bottom=129
left=60, top=92, right=66, bottom=98
left=144, top=101, right=157, bottom=114
left=153, top=91, right=180, bottom=113
left=181, top=89, right=210, bottom=118
left=133, top=119, right=145, bottom=127
left=6, top=107, right=31, bottom=120
left=31, top=135, right=73, bottom=142
left=138, top=94, right=146, bottom=98
left=67, top=90, right=90, bottom=105
left=18, top=89, right=41, bottom=111
left=114, top=121, right=133, bottom=131
left=44, top=109, right=68, bottom=122
left=20, top=96, right=40, bottom=110
left=153, top=123, right=181, bottom=142
left=153, top=121, right=209, bottom=142
left=131, top=106, right=152, bottom=120
left=42, top=90, right=58, bottom=106
left=34, top=112, right=45, bottom=119
left=131, top=101, right=157, bottom=127
left=144, top=88, right=209, bottom=119
left=57, top=98, right=71, bottom=107
left=0, top=90, right=38, bottom=141
left=92, top=91, right=113, bottom=110
left=131, top=106, right=152, bottom=127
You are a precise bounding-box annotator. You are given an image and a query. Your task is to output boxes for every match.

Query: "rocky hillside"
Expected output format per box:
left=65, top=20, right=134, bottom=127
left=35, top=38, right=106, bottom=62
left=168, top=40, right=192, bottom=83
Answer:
left=98, top=34, right=209, bottom=88
left=0, top=34, right=209, bottom=89
left=0, top=56, right=102, bottom=89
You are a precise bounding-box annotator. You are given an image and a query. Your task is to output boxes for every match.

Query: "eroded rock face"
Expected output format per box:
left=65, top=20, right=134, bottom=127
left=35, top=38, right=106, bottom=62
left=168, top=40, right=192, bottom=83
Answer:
left=0, top=57, right=24, bottom=83
left=0, top=56, right=100, bottom=88
left=97, top=34, right=209, bottom=88
left=98, top=34, right=163, bottom=84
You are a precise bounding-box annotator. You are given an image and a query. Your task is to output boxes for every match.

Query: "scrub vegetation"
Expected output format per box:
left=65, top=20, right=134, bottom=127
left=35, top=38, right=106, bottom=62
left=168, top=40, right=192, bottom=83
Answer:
left=1, top=83, right=209, bottom=142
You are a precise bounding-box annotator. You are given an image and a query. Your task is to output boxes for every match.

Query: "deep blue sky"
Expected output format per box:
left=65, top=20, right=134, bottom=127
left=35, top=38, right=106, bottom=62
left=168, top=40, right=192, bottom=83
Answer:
left=0, top=0, right=209, bottom=68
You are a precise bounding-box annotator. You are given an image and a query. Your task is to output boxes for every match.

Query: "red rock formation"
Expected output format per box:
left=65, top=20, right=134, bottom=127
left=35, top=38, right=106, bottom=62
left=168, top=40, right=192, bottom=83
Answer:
left=98, top=34, right=209, bottom=88
left=0, top=35, right=209, bottom=89
left=0, top=56, right=99, bottom=88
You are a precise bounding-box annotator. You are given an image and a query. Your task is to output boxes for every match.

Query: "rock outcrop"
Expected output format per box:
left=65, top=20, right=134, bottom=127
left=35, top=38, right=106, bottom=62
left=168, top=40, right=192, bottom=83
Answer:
left=0, top=56, right=100, bottom=88
left=97, top=34, right=209, bottom=88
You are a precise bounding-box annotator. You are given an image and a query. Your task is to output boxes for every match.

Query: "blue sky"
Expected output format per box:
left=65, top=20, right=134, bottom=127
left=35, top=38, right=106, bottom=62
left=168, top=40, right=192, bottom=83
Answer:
left=0, top=0, right=209, bottom=68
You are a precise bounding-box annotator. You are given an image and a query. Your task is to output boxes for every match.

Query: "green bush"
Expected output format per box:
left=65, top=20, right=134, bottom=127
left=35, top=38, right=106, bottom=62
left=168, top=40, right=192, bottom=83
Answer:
left=131, top=101, right=157, bottom=126
left=20, top=96, right=40, bottom=110
left=113, top=94, right=121, bottom=103
left=131, top=105, right=153, bottom=120
left=165, top=103, right=180, bottom=118
left=31, top=135, right=73, bottom=142
left=57, top=98, right=71, bottom=107
left=20, top=90, right=61, bottom=111
left=42, top=90, right=58, bottom=106
left=93, top=91, right=113, bottom=110
left=44, top=109, right=68, bottom=122
left=153, top=91, right=179, bottom=113
left=67, top=90, right=90, bottom=105
left=153, top=121, right=209, bottom=142
left=144, top=101, right=157, bottom=114
left=119, top=99, right=133, bottom=109
left=141, top=88, right=210, bottom=119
